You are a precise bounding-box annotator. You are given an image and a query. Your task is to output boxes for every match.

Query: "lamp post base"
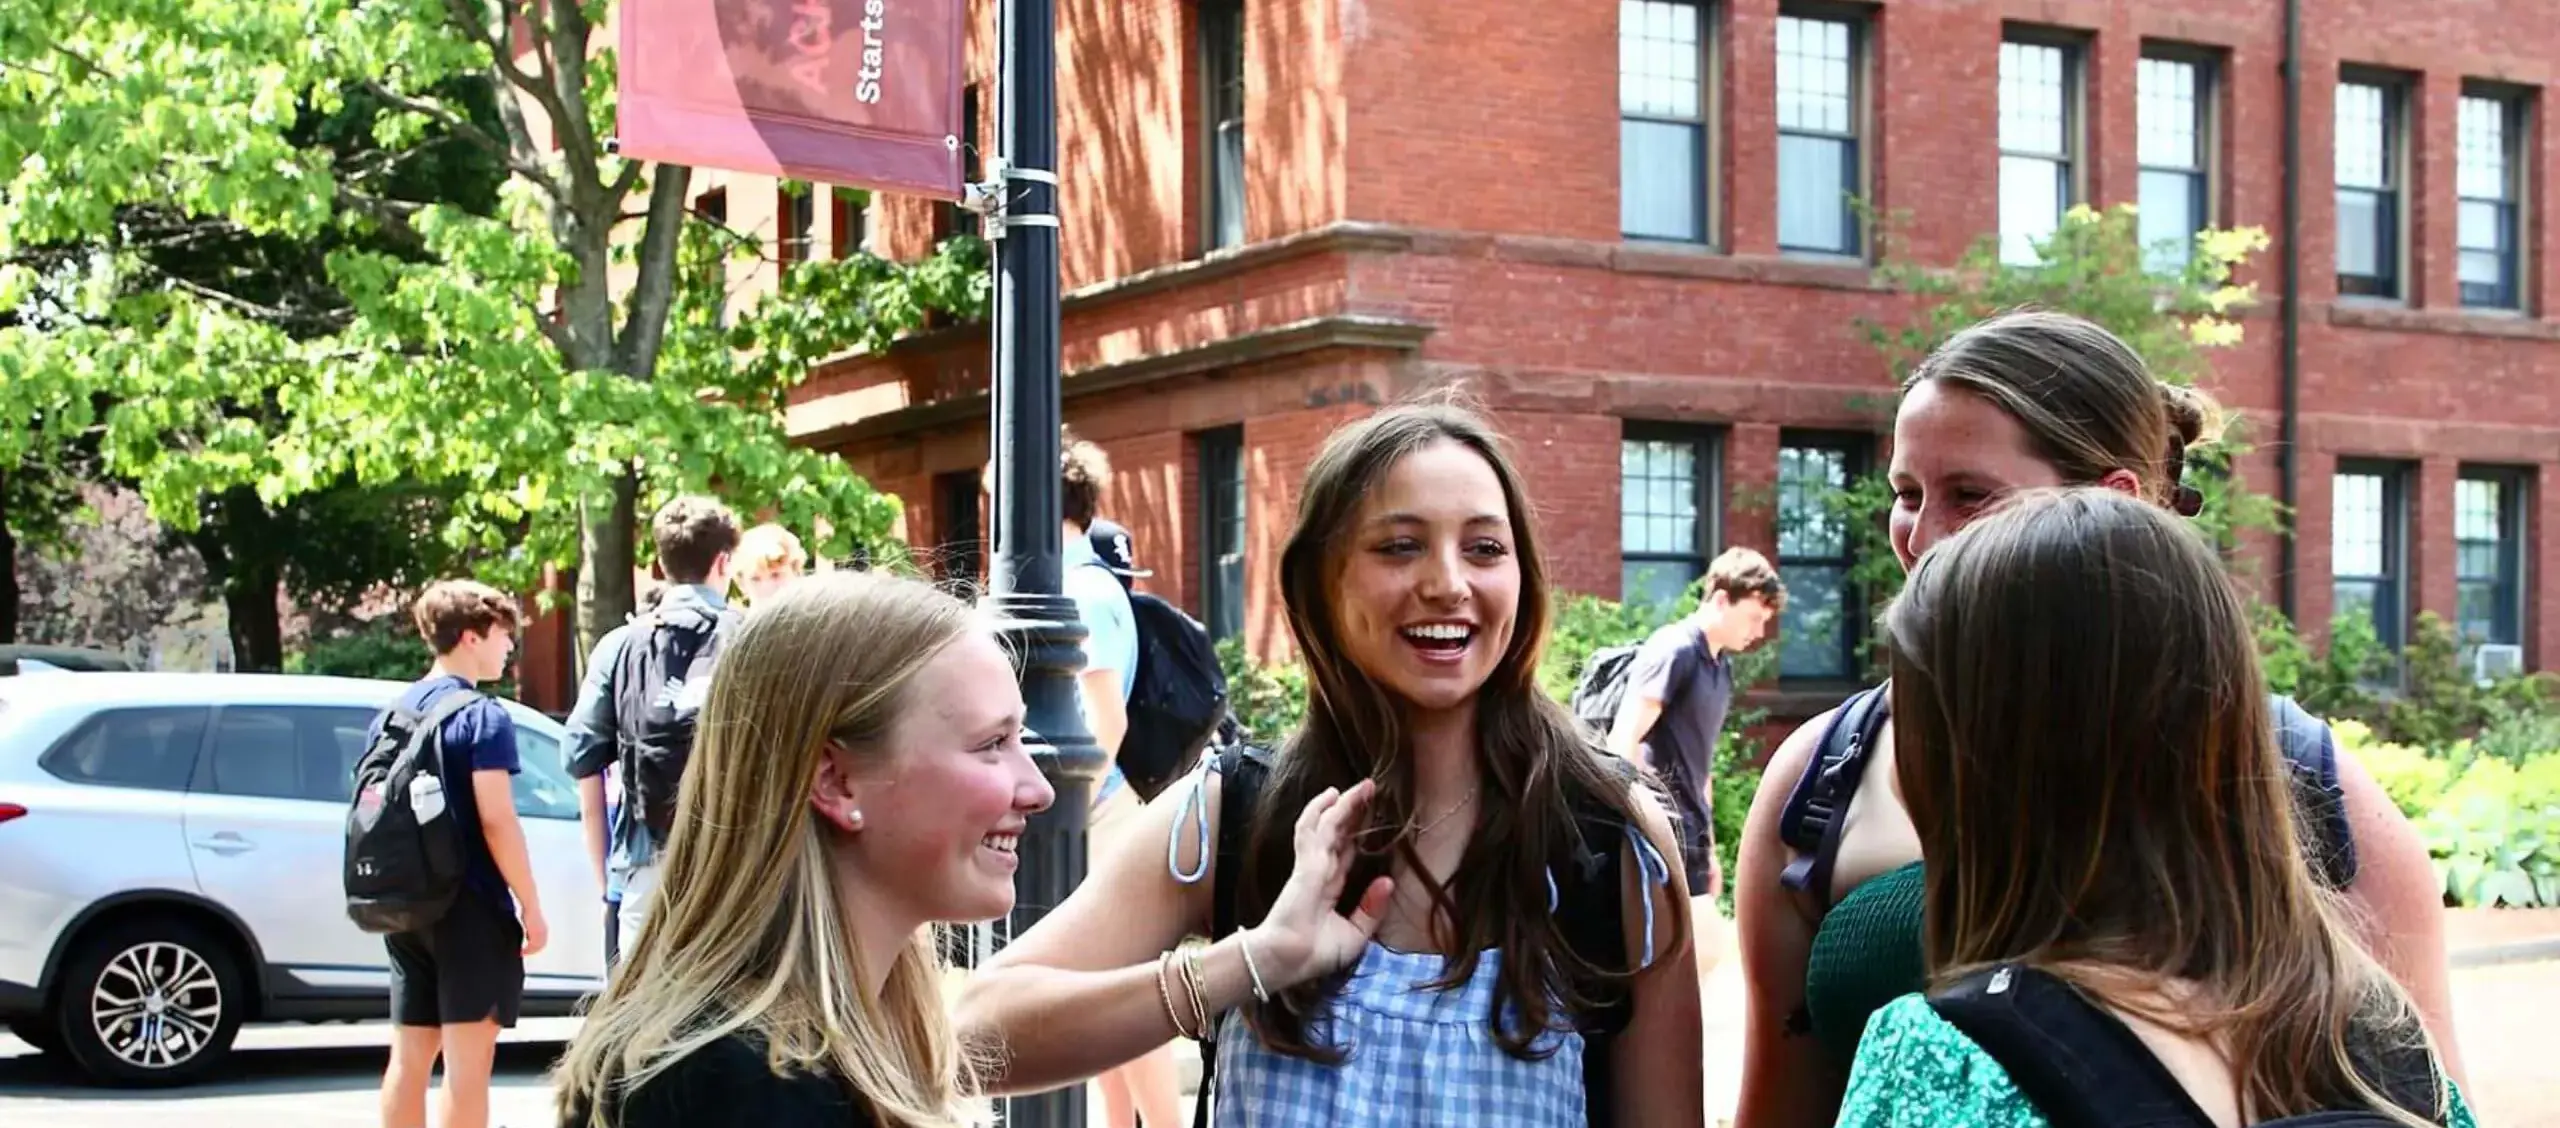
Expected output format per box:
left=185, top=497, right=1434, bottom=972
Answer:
left=982, top=590, right=1102, bottom=1128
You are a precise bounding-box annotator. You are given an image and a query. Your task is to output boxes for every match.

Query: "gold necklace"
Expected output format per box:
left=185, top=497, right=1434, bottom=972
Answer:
left=1412, top=786, right=1479, bottom=837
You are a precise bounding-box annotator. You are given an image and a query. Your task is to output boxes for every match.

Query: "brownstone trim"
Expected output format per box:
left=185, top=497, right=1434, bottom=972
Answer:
left=797, top=315, right=1435, bottom=447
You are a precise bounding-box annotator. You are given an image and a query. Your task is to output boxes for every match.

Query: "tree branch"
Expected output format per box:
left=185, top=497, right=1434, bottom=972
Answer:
left=333, top=186, right=428, bottom=253
left=532, top=302, right=576, bottom=355
left=358, top=79, right=566, bottom=205
left=449, top=0, right=573, bottom=146
left=158, top=275, right=352, bottom=334
left=612, top=163, right=694, bottom=378
left=606, top=159, right=643, bottom=214
left=542, top=0, right=607, bottom=203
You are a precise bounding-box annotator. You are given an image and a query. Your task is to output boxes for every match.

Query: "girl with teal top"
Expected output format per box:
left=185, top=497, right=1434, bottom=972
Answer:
left=958, top=402, right=1705, bottom=1127
left=1731, top=311, right=2466, bottom=1128
left=1835, top=486, right=2472, bottom=1128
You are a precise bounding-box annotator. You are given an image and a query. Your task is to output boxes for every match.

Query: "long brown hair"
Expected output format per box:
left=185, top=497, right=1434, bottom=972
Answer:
left=1237, top=399, right=1680, bottom=1061
left=1883, top=488, right=2443, bottom=1126
left=1908, top=309, right=2216, bottom=514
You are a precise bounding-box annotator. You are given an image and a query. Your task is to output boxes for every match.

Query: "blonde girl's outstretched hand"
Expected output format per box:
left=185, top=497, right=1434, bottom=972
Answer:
left=1242, top=779, right=1394, bottom=990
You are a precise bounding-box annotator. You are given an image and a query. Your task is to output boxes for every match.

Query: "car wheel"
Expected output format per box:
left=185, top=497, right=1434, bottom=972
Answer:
left=49, top=916, right=245, bottom=1086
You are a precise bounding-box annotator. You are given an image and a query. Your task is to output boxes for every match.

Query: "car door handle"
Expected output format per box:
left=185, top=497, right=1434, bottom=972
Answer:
left=193, top=832, right=255, bottom=856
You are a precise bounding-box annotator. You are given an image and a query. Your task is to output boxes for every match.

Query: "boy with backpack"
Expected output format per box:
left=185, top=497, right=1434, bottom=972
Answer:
left=1086, top=515, right=1229, bottom=794
left=356, top=580, right=547, bottom=1128
left=563, top=495, right=742, bottom=960
left=1591, top=547, right=1785, bottom=903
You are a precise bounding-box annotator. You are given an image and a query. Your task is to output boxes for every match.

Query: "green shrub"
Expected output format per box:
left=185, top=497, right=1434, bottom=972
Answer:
left=2422, top=755, right=2560, bottom=908
left=2335, top=718, right=2455, bottom=821
left=292, top=619, right=432, bottom=682
left=1539, top=592, right=1663, bottom=703
left=1217, top=636, right=1307, bottom=747
left=289, top=618, right=520, bottom=700
left=2467, top=705, right=2560, bottom=767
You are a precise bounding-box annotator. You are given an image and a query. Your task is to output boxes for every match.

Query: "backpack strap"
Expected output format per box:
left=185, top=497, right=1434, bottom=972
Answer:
left=1929, top=965, right=2449, bottom=1128
left=2270, top=694, right=2359, bottom=889
left=405, top=688, right=487, bottom=780
left=1926, top=965, right=2214, bottom=1128
left=1556, top=751, right=1654, bottom=1128
left=1184, top=740, right=1272, bottom=1128
left=1776, top=683, right=1892, bottom=910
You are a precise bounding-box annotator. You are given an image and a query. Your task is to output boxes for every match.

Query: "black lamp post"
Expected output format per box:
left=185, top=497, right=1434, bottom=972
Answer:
left=980, top=0, right=1098, bottom=1123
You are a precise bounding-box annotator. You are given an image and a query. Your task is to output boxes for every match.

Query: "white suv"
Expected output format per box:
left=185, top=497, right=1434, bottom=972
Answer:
left=0, top=672, right=605, bottom=1085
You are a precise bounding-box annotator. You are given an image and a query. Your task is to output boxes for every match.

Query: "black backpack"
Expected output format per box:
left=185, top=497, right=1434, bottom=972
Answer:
left=344, top=689, right=483, bottom=935
left=1929, top=963, right=2447, bottom=1128
left=1116, top=591, right=1228, bottom=801
left=614, top=601, right=739, bottom=843
left=1775, top=685, right=2361, bottom=913
left=1190, top=743, right=1646, bottom=1128
left=1567, top=643, right=1644, bottom=735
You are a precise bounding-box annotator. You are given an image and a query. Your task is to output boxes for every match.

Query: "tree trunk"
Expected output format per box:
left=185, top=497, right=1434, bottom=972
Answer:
left=190, top=486, right=287, bottom=672
left=575, top=466, right=638, bottom=657
left=221, top=561, right=286, bottom=672
left=0, top=469, right=19, bottom=645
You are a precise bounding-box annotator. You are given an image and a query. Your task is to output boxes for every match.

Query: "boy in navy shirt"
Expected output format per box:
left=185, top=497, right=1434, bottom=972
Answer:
left=376, top=580, right=547, bottom=1128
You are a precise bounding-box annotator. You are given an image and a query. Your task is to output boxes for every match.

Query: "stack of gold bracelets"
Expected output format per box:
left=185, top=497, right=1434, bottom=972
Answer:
left=1155, top=937, right=1272, bottom=1040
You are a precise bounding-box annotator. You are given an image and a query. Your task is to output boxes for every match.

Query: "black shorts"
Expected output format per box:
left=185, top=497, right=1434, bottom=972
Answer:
left=387, top=890, right=525, bottom=1028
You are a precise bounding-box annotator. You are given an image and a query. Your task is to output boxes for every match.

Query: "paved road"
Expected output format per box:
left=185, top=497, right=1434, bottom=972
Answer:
left=0, top=1019, right=575, bottom=1128
left=0, top=952, right=2548, bottom=1127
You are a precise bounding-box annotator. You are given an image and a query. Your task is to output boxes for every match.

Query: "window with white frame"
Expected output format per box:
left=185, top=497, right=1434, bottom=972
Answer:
left=1621, top=1, right=1712, bottom=243
left=2456, top=468, right=2529, bottom=649
left=1776, top=11, right=1861, bottom=256
left=2335, top=76, right=2403, bottom=299
left=2137, top=52, right=2211, bottom=274
left=1776, top=437, right=1865, bottom=680
left=2332, top=463, right=2407, bottom=651
left=2457, top=90, right=2526, bottom=310
left=779, top=186, right=815, bottom=268
left=1621, top=426, right=1720, bottom=611
left=1999, top=36, right=2078, bottom=266
left=830, top=187, right=870, bottom=259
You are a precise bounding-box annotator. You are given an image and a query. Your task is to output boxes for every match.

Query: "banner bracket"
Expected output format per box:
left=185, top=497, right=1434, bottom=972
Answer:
left=968, top=158, right=1062, bottom=241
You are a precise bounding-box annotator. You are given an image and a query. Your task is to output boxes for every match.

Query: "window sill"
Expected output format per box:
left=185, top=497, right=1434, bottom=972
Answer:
left=1605, top=242, right=1880, bottom=293
left=1777, top=248, right=1867, bottom=267
left=2326, top=302, right=2560, bottom=341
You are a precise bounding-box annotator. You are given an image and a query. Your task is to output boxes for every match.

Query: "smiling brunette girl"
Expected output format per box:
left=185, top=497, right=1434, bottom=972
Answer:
left=957, top=401, right=1706, bottom=1128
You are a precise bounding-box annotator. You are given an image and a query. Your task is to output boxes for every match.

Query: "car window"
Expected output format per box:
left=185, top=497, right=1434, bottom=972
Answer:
left=506, top=721, right=580, bottom=821
left=203, top=706, right=379, bottom=803
left=39, top=707, right=209, bottom=792
left=215, top=706, right=377, bottom=803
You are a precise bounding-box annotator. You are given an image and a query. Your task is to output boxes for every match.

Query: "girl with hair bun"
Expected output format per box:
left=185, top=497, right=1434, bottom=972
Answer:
left=1730, top=310, right=2464, bottom=1128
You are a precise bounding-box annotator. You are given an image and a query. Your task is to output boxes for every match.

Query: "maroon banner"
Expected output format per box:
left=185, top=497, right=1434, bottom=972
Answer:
left=616, top=0, right=967, bottom=199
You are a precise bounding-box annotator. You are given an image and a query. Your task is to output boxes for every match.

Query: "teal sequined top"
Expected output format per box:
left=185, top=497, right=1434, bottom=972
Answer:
left=1835, top=995, right=2480, bottom=1128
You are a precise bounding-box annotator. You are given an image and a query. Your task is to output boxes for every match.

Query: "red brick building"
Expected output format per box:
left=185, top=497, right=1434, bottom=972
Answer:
left=783, top=0, right=2559, bottom=719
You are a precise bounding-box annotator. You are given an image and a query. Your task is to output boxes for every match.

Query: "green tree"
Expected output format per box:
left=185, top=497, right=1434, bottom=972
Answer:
left=2, top=0, right=987, bottom=655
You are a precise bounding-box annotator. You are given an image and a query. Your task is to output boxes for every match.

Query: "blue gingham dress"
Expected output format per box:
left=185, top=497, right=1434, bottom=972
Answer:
left=1168, top=762, right=1673, bottom=1128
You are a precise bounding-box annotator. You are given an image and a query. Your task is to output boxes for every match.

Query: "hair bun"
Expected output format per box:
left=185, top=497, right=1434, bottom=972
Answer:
left=2157, top=382, right=2215, bottom=447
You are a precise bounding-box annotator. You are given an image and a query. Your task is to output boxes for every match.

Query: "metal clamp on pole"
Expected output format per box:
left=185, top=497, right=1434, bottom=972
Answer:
left=968, top=158, right=1063, bottom=241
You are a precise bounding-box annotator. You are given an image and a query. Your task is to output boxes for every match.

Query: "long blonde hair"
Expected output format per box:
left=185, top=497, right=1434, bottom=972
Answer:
left=553, top=570, right=989, bottom=1128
